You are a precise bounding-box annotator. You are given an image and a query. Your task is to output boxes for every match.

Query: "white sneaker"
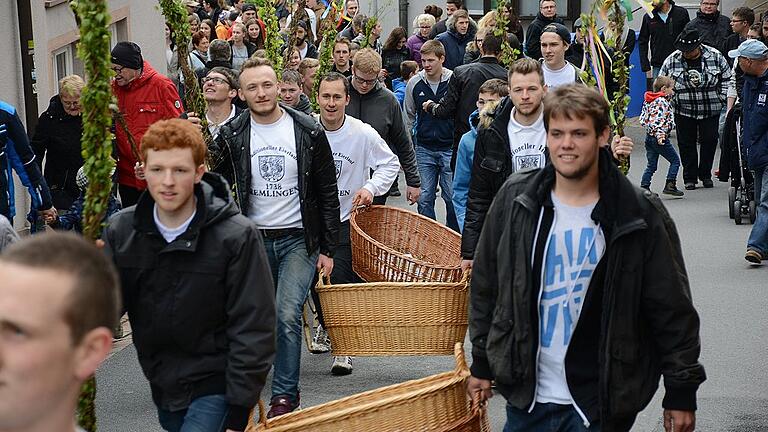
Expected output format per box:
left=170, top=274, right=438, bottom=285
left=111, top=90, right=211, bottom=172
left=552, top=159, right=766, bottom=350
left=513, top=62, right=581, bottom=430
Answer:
left=331, top=356, right=353, bottom=375
left=309, top=325, right=331, bottom=354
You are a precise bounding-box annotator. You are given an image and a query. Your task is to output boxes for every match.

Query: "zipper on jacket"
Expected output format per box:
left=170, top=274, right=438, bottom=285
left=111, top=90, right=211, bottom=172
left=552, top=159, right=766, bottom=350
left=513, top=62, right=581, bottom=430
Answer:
left=528, top=206, right=547, bottom=414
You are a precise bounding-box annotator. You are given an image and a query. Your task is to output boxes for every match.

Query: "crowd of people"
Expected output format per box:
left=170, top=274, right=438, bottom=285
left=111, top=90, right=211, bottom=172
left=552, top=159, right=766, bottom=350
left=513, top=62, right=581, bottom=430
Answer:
left=2, top=0, right=768, bottom=431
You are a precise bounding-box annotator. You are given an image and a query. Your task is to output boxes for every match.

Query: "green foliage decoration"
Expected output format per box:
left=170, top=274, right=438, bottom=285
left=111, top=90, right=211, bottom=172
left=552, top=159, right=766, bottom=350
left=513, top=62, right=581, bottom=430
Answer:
left=311, top=0, right=344, bottom=110
left=252, top=0, right=284, bottom=73
left=493, top=2, right=520, bottom=67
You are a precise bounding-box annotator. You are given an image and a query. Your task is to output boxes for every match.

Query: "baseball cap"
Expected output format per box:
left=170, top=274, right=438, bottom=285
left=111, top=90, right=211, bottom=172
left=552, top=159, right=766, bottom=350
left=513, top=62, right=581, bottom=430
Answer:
left=542, top=23, right=572, bottom=45
left=728, top=39, right=768, bottom=59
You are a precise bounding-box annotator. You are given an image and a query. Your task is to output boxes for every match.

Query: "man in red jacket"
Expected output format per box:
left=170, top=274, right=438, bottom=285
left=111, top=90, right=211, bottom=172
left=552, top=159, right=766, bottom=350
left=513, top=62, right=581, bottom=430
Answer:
left=111, top=41, right=184, bottom=207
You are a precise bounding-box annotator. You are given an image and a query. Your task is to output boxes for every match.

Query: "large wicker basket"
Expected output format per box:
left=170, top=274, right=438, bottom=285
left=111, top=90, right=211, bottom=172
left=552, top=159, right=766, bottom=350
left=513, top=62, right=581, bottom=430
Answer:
left=315, top=272, right=469, bottom=356
left=351, top=205, right=463, bottom=283
left=246, top=343, right=490, bottom=432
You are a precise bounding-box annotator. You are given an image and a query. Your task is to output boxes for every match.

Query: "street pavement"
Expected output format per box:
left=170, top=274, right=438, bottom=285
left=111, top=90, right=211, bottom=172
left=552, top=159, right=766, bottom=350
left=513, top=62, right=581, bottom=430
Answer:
left=95, top=123, right=768, bottom=431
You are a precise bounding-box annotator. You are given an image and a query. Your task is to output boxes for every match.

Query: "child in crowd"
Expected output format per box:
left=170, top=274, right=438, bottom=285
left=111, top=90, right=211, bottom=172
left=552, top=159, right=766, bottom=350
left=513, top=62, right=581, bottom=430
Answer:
left=54, top=165, right=121, bottom=232
left=639, top=75, right=684, bottom=197
left=452, top=78, right=509, bottom=232
left=392, top=60, right=418, bottom=108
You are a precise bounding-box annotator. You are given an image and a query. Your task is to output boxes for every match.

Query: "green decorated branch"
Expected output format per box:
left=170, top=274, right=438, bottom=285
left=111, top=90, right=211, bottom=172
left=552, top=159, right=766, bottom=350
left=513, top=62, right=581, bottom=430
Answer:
left=493, top=2, right=520, bottom=67
left=159, top=0, right=213, bottom=153
left=359, top=15, right=378, bottom=49
left=69, top=0, right=115, bottom=428
left=250, top=0, right=284, bottom=72
left=311, top=0, right=345, bottom=110
left=285, top=0, right=309, bottom=65
left=602, top=0, right=632, bottom=174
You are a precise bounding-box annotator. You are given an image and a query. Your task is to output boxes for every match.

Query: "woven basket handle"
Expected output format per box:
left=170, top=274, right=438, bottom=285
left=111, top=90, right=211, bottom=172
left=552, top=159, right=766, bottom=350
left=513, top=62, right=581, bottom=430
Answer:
left=453, top=342, right=468, bottom=373
left=317, top=269, right=331, bottom=286
left=460, top=270, right=471, bottom=284
left=258, top=399, right=267, bottom=425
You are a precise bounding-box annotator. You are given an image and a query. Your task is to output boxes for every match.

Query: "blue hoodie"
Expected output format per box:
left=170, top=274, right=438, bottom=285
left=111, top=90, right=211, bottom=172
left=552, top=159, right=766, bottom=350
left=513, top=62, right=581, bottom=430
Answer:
left=452, top=109, right=480, bottom=232
left=392, top=77, right=407, bottom=108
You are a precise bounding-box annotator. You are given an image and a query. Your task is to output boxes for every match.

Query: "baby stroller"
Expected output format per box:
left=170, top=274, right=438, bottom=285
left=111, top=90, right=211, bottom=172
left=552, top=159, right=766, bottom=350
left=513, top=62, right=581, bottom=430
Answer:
left=720, top=104, right=756, bottom=224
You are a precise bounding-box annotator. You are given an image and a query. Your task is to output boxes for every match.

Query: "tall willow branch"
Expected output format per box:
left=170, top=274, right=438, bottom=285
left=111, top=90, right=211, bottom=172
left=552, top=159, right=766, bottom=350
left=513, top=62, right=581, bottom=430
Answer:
left=70, top=0, right=114, bottom=428
left=604, top=2, right=631, bottom=174
left=284, top=0, right=308, bottom=65
left=494, top=2, right=520, bottom=67
left=159, top=0, right=213, bottom=157
left=311, top=0, right=344, bottom=110
left=252, top=0, right=284, bottom=72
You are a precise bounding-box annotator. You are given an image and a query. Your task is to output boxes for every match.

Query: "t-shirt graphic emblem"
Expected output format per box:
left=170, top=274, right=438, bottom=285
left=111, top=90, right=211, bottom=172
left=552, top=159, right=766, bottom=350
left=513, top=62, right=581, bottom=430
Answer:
left=334, top=159, right=342, bottom=179
left=259, top=155, right=285, bottom=182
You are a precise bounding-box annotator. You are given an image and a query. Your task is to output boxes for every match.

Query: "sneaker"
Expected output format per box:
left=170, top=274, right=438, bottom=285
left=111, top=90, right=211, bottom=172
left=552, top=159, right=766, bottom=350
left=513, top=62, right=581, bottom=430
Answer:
left=309, top=325, right=331, bottom=354
left=389, top=187, right=401, bottom=197
left=331, top=356, right=353, bottom=375
left=267, top=394, right=300, bottom=419
left=684, top=182, right=696, bottom=190
left=702, top=179, right=714, bottom=188
left=745, top=249, right=763, bottom=264
left=662, top=181, right=684, bottom=197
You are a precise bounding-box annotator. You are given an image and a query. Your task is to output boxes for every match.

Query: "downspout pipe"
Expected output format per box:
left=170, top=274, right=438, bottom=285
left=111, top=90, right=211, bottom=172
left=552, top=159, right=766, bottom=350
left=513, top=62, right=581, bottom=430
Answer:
left=17, top=0, right=39, bottom=132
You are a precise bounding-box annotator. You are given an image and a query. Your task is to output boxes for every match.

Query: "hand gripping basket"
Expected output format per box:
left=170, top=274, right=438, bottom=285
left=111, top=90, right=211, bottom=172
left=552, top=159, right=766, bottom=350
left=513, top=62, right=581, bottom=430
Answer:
left=246, top=343, right=490, bottom=432
left=350, top=205, right=463, bottom=283
left=314, top=272, right=469, bottom=356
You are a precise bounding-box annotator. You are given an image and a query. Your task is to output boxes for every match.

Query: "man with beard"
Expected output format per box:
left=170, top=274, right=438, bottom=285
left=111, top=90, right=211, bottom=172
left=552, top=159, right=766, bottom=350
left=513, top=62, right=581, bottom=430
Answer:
left=210, top=57, right=340, bottom=419
left=292, top=20, right=318, bottom=59
left=638, top=0, right=690, bottom=79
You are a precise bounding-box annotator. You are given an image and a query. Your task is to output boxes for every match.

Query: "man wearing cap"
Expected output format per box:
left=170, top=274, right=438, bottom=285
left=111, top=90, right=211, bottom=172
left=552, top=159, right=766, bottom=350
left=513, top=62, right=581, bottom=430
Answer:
left=729, top=39, right=768, bottom=264
left=240, top=3, right=258, bottom=23
left=111, top=41, right=184, bottom=207
left=659, top=28, right=731, bottom=190
left=539, top=23, right=587, bottom=88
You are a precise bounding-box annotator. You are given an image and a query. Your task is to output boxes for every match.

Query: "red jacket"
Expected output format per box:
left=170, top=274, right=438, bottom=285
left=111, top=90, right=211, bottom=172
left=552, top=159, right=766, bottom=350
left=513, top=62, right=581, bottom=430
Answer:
left=112, top=61, right=184, bottom=189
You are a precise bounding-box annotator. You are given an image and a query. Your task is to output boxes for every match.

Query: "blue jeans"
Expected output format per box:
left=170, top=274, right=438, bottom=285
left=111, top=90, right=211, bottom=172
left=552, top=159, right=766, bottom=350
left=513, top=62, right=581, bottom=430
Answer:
left=415, top=145, right=459, bottom=231
left=157, top=394, right=228, bottom=432
left=748, top=165, right=768, bottom=254
left=641, top=135, right=681, bottom=187
left=504, top=403, right=600, bottom=432
left=263, top=230, right=319, bottom=402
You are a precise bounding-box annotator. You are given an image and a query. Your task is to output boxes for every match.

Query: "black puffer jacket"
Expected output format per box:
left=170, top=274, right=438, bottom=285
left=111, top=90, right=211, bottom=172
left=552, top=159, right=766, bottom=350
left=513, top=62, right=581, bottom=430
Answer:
left=524, top=12, right=565, bottom=61
left=30, top=95, right=84, bottom=209
left=638, top=1, right=690, bottom=71
left=104, top=172, right=276, bottom=431
left=470, top=148, right=706, bottom=430
left=431, top=56, right=508, bottom=168
left=684, top=10, right=732, bottom=55
left=211, top=106, right=340, bottom=257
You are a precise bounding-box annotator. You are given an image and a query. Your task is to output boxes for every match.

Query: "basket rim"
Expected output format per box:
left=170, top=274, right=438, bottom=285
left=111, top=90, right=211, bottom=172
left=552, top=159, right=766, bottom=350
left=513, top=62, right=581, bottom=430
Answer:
left=315, top=272, right=469, bottom=291
left=350, top=205, right=462, bottom=271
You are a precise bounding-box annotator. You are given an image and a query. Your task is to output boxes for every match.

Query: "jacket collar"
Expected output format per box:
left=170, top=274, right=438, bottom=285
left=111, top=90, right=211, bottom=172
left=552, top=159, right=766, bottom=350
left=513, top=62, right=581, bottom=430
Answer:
left=477, top=56, right=501, bottom=65
left=416, top=68, right=452, bottom=85
left=516, top=147, right=647, bottom=242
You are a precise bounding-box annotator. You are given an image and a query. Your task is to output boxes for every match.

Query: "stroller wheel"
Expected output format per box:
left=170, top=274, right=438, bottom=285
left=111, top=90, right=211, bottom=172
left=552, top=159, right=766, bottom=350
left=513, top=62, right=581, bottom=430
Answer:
left=749, top=200, right=757, bottom=224
left=734, top=200, right=743, bottom=225
left=728, top=187, right=737, bottom=219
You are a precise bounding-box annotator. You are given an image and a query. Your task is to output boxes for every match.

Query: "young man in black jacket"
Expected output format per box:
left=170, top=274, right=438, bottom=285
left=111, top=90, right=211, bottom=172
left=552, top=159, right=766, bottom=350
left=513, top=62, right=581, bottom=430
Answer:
left=211, top=56, right=340, bottom=419
left=638, top=0, right=690, bottom=78
left=467, top=84, right=705, bottom=432
left=105, top=119, right=276, bottom=432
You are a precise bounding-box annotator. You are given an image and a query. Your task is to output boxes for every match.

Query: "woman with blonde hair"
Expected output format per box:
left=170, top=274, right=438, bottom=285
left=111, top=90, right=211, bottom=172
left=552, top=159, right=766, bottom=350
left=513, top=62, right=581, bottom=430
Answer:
left=407, top=13, right=435, bottom=67
left=30, top=75, right=86, bottom=210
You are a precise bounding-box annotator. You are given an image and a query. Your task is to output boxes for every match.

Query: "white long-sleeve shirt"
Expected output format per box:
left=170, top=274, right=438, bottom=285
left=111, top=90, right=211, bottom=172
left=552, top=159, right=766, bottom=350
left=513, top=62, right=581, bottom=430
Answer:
left=324, top=115, right=400, bottom=221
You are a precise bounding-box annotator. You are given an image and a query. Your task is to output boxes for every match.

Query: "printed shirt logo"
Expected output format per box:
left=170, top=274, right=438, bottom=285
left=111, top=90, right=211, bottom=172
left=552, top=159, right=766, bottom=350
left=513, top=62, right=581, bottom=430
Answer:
left=514, top=154, right=545, bottom=170
left=334, top=159, right=343, bottom=180
left=174, top=100, right=181, bottom=109
left=259, top=155, right=285, bottom=182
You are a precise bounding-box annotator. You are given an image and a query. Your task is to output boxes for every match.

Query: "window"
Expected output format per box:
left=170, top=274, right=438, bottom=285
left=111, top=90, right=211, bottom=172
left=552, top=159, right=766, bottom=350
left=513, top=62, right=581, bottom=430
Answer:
left=52, top=46, right=73, bottom=93
left=466, top=0, right=484, bottom=15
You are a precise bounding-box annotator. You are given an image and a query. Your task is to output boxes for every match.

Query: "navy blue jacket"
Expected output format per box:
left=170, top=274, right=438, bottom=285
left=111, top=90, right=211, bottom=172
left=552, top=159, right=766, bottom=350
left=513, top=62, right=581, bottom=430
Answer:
left=435, top=15, right=477, bottom=71
left=0, top=101, right=53, bottom=219
left=742, top=69, right=768, bottom=170
left=404, top=70, right=454, bottom=150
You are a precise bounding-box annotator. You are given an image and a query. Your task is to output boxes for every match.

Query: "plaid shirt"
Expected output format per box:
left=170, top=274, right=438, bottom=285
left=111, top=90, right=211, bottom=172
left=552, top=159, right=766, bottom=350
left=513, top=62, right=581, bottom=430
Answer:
left=658, top=45, right=732, bottom=119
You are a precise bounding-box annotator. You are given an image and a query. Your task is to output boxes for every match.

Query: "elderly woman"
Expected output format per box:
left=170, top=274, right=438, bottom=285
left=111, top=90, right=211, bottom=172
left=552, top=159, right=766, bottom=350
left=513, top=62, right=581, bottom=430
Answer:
left=189, top=30, right=209, bottom=71
left=31, top=75, right=85, bottom=210
left=407, top=13, right=435, bottom=67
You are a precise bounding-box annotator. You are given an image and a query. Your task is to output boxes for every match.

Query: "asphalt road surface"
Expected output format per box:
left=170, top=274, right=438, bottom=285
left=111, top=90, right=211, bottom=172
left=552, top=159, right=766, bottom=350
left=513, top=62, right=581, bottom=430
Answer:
left=95, top=124, right=768, bottom=431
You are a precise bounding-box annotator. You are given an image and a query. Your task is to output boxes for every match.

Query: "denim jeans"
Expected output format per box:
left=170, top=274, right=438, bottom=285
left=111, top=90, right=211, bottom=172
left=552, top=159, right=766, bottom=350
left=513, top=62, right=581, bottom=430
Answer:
left=504, top=403, right=600, bottom=432
left=415, top=145, right=459, bottom=231
left=748, top=165, right=768, bottom=254
left=263, top=230, right=319, bottom=402
left=641, top=135, right=681, bottom=187
left=157, top=394, right=228, bottom=432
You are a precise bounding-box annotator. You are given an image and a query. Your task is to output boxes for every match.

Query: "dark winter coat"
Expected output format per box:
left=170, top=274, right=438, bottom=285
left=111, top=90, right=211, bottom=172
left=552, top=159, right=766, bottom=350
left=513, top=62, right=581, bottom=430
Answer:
left=470, top=148, right=706, bottom=430
left=525, top=12, right=565, bottom=61
left=431, top=56, right=508, bottom=165
left=684, top=10, right=732, bottom=55
left=638, top=1, right=691, bottom=71
left=435, top=16, right=477, bottom=70
left=211, top=106, right=341, bottom=257
left=428, top=18, right=448, bottom=40
left=346, top=78, right=421, bottom=188
left=381, top=46, right=411, bottom=89
left=742, top=68, right=768, bottom=170
left=104, top=172, right=276, bottom=431
left=31, top=95, right=84, bottom=209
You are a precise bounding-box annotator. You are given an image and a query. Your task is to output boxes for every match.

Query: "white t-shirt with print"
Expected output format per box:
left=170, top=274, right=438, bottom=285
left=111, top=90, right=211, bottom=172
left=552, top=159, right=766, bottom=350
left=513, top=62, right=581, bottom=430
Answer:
left=324, top=115, right=400, bottom=221
left=535, top=192, right=605, bottom=410
left=248, top=111, right=303, bottom=229
left=542, top=62, right=577, bottom=89
left=507, top=109, right=547, bottom=172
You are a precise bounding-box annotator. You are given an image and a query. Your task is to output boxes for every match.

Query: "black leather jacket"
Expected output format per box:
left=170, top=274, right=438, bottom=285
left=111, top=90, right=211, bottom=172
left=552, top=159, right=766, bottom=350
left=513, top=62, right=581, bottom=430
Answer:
left=470, top=149, right=705, bottom=430
left=211, top=106, right=340, bottom=257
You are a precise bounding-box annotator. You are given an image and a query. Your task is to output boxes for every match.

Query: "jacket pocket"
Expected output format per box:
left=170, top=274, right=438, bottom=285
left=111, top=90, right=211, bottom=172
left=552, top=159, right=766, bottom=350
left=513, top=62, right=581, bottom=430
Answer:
left=480, top=157, right=503, bottom=173
left=486, top=312, right=519, bottom=383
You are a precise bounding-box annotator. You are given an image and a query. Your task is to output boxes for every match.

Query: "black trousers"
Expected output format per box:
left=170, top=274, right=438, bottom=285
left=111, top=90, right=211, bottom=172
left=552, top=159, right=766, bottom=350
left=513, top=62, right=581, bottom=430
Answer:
left=311, top=220, right=361, bottom=327
left=674, top=114, right=720, bottom=184
left=118, top=184, right=144, bottom=208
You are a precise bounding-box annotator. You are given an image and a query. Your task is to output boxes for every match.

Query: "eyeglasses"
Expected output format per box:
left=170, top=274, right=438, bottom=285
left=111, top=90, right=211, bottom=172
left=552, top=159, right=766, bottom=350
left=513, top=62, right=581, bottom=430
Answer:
left=730, top=19, right=745, bottom=23
left=476, top=38, right=484, bottom=43
left=701, top=2, right=718, bottom=6
left=202, top=76, right=230, bottom=86
left=112, top=65, right=125, bottom=74
left=61, top=100, right=81, bottom=107
left=353, top=74, right=377, bottom=86
left=419, top=25, right=431, bottom=29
